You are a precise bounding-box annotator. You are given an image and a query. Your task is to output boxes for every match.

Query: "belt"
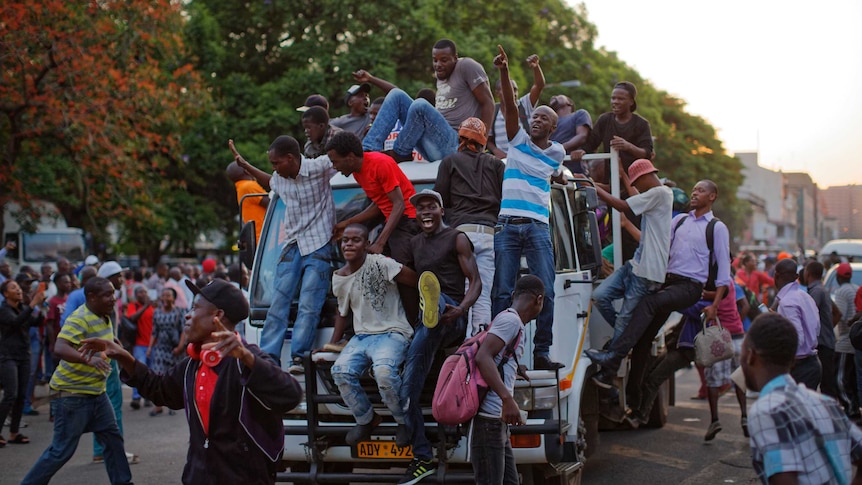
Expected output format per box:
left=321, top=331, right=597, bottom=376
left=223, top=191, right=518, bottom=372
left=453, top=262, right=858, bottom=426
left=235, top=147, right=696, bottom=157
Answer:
left=54, top=390, right=97, bottom=399
left=457, top=224, right=495, bottom=235
left=498, top=216, right=537, bottom=225
left=665, top=273, right=702, bottom=286
left=796, top=353, right=818, bottom=361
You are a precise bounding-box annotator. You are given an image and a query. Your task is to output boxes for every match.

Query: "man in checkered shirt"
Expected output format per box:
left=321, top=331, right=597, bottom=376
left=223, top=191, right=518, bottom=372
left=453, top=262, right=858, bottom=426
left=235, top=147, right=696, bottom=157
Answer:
left=741, top=313, right=862, bottom=484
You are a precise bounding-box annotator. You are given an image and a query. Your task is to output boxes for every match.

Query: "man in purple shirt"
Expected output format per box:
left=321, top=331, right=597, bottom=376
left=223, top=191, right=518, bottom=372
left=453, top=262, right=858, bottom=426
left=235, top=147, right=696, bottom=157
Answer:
left=772, top=258, right=822, bottom=390
left=587, top=180, right=731, bottom=404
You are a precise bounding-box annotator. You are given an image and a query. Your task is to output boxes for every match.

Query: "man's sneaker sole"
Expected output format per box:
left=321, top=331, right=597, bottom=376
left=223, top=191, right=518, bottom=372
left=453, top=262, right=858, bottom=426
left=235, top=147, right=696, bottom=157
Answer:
left=418, top=272, right=440, bottom=329
left=398, top=460, right=436, bottom=485
left=591, top=372, right=614, bottom=389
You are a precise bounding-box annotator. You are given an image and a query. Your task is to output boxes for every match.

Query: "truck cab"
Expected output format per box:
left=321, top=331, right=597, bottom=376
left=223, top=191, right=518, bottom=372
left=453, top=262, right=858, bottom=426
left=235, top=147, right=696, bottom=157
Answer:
left=2, top=201, right=86, bottom=273
left=240, top=159, right=672, bottom=484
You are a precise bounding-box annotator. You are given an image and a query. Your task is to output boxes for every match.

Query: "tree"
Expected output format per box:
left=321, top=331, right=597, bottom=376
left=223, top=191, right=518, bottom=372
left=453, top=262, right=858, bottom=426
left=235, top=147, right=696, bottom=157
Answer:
left=0, top=1, right=211, bottom=261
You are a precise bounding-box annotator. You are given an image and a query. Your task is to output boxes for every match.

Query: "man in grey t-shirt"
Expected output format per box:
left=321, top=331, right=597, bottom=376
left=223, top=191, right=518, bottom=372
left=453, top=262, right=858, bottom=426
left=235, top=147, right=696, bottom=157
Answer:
left=361, top=39, right=495, bottom=162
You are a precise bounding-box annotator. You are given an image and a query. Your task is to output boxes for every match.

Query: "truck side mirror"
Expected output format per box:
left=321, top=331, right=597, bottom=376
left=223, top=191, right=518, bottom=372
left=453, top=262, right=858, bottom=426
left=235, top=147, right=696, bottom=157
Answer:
left=238, top=221, right=256, bottom=270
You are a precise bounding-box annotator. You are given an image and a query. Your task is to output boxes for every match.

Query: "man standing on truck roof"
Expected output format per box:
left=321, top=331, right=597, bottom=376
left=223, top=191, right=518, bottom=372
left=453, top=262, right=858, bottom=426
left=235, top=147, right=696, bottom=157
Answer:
left=397, top=189, right=481, bottom=485
left=229, top=136, right=336, bottom=375
left=359, top=39, right=495, bottom=162
left=328, top=223, right=417, bottom=448
left=587, top=180, right=730, bottom=400
left=434, top=117, right=504, bottom=335
left=588, top=159, right=672, bottom=346
left=491, top=45, right=567, bottom=371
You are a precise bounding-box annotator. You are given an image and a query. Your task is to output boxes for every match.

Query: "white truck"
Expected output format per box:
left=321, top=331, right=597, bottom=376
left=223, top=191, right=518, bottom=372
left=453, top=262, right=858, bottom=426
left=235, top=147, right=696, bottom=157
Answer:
left=239, top=159, right=673, bottom=484
left=2, top=201, right=87, bottom=273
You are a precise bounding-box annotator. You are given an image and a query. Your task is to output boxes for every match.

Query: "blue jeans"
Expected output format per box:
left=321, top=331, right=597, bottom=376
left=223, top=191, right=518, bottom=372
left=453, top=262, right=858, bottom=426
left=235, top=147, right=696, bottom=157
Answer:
left=362, top=89, right=458, bottom=161
left=470, top=416, right=518, bottom=485
left=402, top=293, right=468, bottom=460
left=332, top=332, right=410, bottom=425
left=24, top=326, right=41, bottom=410
left=491, top=219, right=556, bottom=356
left=131, top=345, right=149, bottom=400
left=260, top=242, right=333, bottom=362
left=94, top=359, right=124, bottom=458
left=22, top=392, right=132, bottom=485
left=592, top=261, right=659, bottom=342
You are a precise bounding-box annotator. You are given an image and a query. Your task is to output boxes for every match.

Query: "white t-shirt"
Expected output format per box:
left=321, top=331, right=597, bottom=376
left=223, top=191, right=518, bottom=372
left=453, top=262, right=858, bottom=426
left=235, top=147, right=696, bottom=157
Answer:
left=626, top=185, right=673, bottom=283
left=331, top=254, right=413, bottom=338
left=478, top=309, right=525, bottom=417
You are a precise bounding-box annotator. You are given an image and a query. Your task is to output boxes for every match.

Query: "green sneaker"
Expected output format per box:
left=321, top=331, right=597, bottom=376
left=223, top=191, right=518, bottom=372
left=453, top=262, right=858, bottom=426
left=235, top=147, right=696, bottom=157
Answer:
left=418, top=271, right=440, bottom=328
left=397, top=458, right=436, bottom=485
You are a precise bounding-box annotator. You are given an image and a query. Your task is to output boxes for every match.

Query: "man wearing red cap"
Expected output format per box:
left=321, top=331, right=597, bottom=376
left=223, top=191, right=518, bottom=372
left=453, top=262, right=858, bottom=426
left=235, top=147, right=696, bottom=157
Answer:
left=587, top=159, right=672, bottom=345
left=434, top=117, right=504, bottom=334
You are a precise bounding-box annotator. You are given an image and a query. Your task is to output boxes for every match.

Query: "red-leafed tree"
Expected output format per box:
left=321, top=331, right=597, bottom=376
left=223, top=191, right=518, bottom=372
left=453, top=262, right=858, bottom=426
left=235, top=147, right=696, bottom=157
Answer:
left=0, top=1, right=211, bottom=260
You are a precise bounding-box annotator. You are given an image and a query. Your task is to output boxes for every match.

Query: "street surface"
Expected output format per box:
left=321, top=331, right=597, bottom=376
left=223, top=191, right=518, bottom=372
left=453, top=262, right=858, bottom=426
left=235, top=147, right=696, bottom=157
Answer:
left=3, top=368, right=759, bottom=484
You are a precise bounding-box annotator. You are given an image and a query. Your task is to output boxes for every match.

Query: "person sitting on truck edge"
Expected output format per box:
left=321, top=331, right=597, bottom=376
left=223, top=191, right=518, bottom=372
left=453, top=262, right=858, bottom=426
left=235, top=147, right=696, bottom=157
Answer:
left=79, top=279, right=303, bottom=485
left=360, top=39, right=495, bottom=162
left=328, top=223, right=418, bottom=447
left=226, top=160, right=269, bottom=245
left=472, top=275, right=545, bottom=485
left=486, top=53, right=545, bottom=159
left=330, top=83, right=373, bottom=138
left=397, top=189, right=481, bottom=485
left=548, top=95, right=592, bottom=174
left=302, top=106, right=342, bottom=159
left=491, top=45, right=567, bottom=371
left=434, top=117, right=504, bottom=335
left=587, top=158, right=672, bottom=347
left=229, top=136, right=336, bottom=374
left=326, top=131, right=421, bottom=321
left=771, top=258, right=822, bottom=391
left=587, top=180, right=730, bottom=397
left=740, top=313, right=862, bottom=485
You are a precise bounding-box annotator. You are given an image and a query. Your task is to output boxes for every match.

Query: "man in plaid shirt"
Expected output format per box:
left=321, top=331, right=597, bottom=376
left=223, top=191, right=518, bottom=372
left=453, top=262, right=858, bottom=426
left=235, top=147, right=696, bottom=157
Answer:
left=741, top=313, right=862, bottom=484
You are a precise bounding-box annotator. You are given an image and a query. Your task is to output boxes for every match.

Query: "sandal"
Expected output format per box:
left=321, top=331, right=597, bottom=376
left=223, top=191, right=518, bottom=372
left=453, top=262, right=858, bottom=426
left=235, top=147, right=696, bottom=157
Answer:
left=9, top=434, right=30, bottom=444
left=0, top=435, right=6, bottom=447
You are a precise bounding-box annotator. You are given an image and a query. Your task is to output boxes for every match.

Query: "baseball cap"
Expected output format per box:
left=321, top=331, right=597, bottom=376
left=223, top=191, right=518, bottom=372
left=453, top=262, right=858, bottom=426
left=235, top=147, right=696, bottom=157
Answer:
left=627, top=159, right=659, bottom=184
left=296, top=94, right=329, bottom=113
left=409, top=189, right=444, bottom=208
left=343, top=83, right=371, bottom=105
left=837, top=262, right=853, bottom=278
left=97, top=261, right=125, bottom=278
left=185, top=279, right=249, bottom=325
left=458, top=117, right=487, bottom=146
left=85, top=255, right=100, bottom=265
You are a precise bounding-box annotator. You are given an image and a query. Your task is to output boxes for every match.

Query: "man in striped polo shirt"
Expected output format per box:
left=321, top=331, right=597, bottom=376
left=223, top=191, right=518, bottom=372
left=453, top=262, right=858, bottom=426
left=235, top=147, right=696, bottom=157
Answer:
left=491, top=45, right=567, bottom=370
left=22, top=277, right=133, bottom=485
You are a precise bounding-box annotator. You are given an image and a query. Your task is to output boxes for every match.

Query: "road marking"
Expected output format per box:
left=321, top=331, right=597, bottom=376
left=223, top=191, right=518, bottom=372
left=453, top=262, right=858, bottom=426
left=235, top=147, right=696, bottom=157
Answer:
left=608, top=444, right=691, bottom=470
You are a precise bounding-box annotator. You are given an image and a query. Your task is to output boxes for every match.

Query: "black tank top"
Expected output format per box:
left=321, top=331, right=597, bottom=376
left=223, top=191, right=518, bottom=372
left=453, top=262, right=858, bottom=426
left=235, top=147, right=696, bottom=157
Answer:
left=410, top=226, right=468, bottom=303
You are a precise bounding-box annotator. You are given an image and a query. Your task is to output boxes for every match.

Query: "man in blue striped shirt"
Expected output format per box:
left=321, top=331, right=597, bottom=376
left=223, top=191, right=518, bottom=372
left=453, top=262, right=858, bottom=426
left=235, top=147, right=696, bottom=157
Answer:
left=491, top=45, right=566, bottom=370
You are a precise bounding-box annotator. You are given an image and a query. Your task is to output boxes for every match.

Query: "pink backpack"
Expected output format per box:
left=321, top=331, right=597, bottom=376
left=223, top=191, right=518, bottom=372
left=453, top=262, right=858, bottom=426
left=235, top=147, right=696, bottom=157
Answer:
left=431, top=317, right=522, bottom=426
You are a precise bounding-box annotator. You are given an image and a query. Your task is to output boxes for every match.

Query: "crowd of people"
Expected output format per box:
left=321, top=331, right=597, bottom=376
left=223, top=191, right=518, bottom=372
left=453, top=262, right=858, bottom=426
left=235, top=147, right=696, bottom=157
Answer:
left=2, top=36, right=862, bottom=485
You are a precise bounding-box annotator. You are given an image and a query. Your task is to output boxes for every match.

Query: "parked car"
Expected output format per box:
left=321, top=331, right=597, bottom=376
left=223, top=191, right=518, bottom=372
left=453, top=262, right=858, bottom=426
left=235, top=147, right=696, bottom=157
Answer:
left=824, top=261, right=862, bottom=296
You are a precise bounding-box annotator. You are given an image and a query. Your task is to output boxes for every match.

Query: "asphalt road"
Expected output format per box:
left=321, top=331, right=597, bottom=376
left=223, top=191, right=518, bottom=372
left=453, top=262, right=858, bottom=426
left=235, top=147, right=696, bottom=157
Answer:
left=2, top=368, right=759, bottom=484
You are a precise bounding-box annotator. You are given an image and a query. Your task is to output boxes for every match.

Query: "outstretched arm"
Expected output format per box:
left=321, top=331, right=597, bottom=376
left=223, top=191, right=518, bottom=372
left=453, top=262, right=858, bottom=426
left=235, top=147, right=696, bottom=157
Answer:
left=353, top=70, right=397, bottom=94
left=494, top=45, right=519, bottom=143
left=229, top=139, right=272, bottom=190
left=526, top=54, right=545, bottom=107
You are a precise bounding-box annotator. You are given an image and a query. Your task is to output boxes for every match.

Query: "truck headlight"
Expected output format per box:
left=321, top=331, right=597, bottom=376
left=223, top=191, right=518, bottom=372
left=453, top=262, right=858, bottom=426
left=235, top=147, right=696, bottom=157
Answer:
left=513, top=386, right=557, bottom=411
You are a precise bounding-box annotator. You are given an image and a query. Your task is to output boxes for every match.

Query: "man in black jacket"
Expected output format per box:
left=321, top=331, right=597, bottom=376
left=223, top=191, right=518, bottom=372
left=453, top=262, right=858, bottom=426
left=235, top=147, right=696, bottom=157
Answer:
left=80, top=279, right=302, bottom=485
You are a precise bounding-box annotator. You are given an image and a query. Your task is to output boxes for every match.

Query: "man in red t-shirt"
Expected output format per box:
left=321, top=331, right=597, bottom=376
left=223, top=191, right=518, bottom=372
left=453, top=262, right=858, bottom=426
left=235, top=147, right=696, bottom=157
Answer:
left=126, top=285, right=155, bottom=409
left=327, top=131, right=419, bottom=264
left=736, top=253, right=774, bottom=302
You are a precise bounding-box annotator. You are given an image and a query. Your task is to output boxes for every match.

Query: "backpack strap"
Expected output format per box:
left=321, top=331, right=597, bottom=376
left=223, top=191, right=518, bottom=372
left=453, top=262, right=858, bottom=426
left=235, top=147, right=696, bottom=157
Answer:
left=706, top=218, right=719, bottom=290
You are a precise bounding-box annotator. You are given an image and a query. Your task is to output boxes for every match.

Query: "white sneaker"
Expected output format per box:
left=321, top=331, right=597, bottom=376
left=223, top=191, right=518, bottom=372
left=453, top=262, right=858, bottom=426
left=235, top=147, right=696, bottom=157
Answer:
left=126, top=452, right=140, bottom=465
left=4, top=416, right=27, bottom=428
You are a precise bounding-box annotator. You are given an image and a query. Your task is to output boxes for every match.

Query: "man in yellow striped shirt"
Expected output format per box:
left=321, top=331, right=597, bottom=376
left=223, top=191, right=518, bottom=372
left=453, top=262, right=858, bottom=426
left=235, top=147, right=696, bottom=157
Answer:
left=22, top=277, right=133, bottom=485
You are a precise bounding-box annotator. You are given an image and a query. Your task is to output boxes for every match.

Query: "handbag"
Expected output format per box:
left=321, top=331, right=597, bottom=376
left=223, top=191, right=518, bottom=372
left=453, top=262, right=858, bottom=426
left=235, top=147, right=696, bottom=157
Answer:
left=694, top=315, right=734, bottom=367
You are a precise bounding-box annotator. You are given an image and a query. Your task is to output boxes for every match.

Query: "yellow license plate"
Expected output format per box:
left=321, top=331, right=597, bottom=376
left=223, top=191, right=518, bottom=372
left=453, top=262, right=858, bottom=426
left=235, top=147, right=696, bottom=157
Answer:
left=354, top=440, right=413, bottom=459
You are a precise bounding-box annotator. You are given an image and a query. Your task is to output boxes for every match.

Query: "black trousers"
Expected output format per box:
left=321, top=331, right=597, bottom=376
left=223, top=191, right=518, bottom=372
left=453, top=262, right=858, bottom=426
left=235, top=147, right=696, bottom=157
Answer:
left=791, top=355, right=822, bottom=391
left=818, top=345, right=838, bottom=398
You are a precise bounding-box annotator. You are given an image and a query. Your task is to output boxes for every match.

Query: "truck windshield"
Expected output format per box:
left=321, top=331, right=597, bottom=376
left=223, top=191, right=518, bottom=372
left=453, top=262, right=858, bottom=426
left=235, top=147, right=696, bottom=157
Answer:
left=22, top=233, right=86, bottom=263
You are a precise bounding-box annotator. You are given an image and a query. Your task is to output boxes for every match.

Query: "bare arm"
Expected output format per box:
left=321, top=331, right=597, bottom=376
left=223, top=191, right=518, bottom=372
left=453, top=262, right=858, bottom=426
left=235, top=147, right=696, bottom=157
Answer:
left=595, top=184, right=631, bottom=213
left=494, top=45, right=519, bottom=143
left=368, top=187, right=406, bottom=255
left=229, top=139, right=272, bottom=190
left=258, top=195, right=270, bottom=209
left=353, top=70, right=397, bottom=94
left=475, top=334, right=522, bottom=425
left=440, top=234, right=481, bottom=325
left=473, top=82, right=496, bottom=131
left=526, top=54, right=545, bottom=107
left=561, top=125, right=589, bottom=153
left=394, top=265, right=418, bottom=289
left=487, top=137, right=507, bottom=159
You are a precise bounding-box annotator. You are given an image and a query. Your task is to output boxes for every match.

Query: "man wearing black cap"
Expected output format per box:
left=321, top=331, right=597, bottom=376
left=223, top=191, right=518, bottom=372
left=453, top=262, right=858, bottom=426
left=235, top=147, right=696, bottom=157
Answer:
left=331, top=83, right=372, bottom=137
left=296, top=93, right=329, bottom=113
left=79, top=279, right=302, bottom=485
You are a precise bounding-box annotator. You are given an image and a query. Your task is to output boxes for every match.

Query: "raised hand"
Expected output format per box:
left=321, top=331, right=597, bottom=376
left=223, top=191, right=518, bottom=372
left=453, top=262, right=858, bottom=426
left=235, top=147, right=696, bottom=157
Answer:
left=353, top=70, right=372, bottom=83
left=526, top=54, right=540, bottom=68
left=493, top=45, right=508, bottom=70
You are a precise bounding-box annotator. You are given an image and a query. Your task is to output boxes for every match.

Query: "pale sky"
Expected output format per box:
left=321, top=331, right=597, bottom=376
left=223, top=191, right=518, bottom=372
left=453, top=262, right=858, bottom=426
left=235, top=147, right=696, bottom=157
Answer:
left=576, top=0, right=862, bottom=188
